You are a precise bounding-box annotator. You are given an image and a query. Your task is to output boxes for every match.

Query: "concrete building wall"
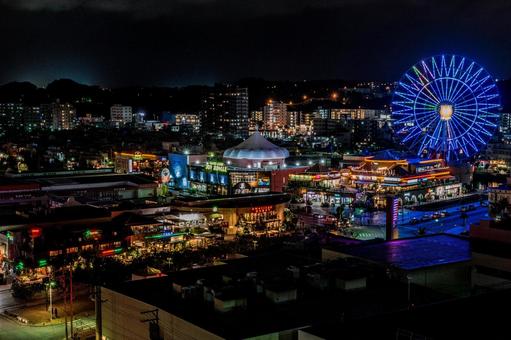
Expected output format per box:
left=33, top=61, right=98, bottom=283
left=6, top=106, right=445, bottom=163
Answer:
left=101, top=287, right=223, bottom=340
left=406, top=264, right=472, bottom=296
left=297, top=330, right=325, bottom=340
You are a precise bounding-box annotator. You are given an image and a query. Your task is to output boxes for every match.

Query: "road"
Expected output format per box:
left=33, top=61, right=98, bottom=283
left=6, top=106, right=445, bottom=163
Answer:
left=0, top=286, right=96, bottom=340
left=348, top=204, right=490, bottom=240
left=295, top=201, right=490, bottom=240
left=397, top=204, right=489, bottom=238
left=0, top=315, right=95, bottom=340
left=0, top=287, right=24, bottom=311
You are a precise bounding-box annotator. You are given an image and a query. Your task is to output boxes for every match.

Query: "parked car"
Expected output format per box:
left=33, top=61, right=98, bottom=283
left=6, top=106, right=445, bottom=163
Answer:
left=421, top=215, right=432, bottom=222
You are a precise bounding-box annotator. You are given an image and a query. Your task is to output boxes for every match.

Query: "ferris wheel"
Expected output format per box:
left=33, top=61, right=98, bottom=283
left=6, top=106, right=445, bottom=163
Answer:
left=392, top=55, right=501, bottom=161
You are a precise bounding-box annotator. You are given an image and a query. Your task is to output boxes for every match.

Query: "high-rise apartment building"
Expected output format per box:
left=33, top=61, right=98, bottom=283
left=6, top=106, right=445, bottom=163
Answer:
left=42, top=102, right=76, bottom=130
left=249, top=110, right=264, bottom=130
left=0, top=103, right=24, bottom=134
left=263, top=101, right=288, bottom=129
left=23, top=105, right=43, bottom=132
left=0, top=103, right=44, bottom=134
left=201, top=85, right=249, bottom=138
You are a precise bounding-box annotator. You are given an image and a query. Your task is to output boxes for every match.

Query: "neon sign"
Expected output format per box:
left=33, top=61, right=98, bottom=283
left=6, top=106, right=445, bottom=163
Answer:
left=205, top=161, right=227, bottom=173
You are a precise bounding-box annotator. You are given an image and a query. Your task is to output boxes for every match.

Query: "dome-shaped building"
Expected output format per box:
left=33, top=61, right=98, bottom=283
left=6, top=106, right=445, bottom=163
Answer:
left=223, top=131, right=289, bottom=168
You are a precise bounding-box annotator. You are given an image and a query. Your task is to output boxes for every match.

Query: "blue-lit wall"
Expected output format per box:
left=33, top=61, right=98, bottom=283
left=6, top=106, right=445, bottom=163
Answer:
left=189, top=166, right=229, bottom=186
left=169, top=153, right=189, bottom=189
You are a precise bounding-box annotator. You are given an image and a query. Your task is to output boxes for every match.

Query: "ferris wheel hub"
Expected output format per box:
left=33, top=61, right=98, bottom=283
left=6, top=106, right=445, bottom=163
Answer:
left=438, top=103, right=453, bottom=121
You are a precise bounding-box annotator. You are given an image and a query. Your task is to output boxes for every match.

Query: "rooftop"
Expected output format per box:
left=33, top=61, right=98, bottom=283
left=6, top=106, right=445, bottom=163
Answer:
left=338, top=234, right=471, bottom=271
left=107, top=251, right=417, bottom=339
left=173, top=192, right=291, bottom=208
left=223, top=131, right=289, bottom=160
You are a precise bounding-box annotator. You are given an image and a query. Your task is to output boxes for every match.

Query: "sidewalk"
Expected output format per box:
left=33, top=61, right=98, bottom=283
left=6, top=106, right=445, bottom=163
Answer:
left=0, top=282, right=12, bottom=292
left=13, top=296, right=94, bottom=326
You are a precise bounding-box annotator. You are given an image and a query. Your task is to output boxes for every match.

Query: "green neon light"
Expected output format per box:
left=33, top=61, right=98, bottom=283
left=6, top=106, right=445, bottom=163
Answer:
left=144, top=232, right=186, bottom=240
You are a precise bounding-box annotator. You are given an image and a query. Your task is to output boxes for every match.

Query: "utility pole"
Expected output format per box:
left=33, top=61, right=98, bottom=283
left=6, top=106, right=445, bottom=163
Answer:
left=49, top=280, right=53, bottom=321
left=63, top=272, right=68, bottom=339
left=70, top=267, right=74, bottom=338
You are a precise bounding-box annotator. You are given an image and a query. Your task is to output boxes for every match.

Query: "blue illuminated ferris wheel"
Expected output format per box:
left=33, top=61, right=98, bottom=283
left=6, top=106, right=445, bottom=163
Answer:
left=392, top=55, right=501, bottom=162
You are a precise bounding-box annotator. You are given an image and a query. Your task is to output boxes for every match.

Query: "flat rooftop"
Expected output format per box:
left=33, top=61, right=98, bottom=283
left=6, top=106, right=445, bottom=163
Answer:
left=339, top=234, right=471, bottom=270
left=174, top=192, right=291, bottom=208
left=34, top=173, right=156, bottom=187
left=107, top=251, right=419, bottom=339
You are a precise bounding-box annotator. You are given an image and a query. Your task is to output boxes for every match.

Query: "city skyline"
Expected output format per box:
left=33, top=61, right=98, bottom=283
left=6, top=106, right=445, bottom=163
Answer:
left=2, top=2, right=511, bottom=339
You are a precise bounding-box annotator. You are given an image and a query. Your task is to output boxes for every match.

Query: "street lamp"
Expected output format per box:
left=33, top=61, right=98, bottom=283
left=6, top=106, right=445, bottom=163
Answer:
left=46, top=276, right=56, bottom=321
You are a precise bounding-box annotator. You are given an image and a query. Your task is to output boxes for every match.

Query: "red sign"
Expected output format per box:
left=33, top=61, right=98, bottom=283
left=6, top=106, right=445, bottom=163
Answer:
left=30, top=228, right=42, bottom=238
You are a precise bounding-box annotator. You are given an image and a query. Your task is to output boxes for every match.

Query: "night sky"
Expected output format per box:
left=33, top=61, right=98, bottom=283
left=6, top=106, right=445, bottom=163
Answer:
left=0, top=0, right=510, bottom=87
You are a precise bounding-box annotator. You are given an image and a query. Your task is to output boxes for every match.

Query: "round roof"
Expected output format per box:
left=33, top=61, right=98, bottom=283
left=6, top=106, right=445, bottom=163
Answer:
left=223, top=131, right=290, bottom=160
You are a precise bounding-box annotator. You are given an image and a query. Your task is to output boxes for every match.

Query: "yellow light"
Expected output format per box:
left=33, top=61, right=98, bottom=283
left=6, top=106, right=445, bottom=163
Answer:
left=439, top=104, right=453, bottom=120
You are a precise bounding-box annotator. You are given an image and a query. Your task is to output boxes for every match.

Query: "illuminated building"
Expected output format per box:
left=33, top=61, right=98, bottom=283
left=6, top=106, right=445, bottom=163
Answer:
left=175, top=132, right=306, bottom=195
left=173, top=193, right=290, bottom=234
left=169, top=152, right=208, bottom=189
left=263, top=100, right=287, bottom=129
left=487, top=177, right=511, bottom=219
left=476, top=143, right=511, bottom=183
left=287, top=165, right=355, bottom=206
left=187, top=158, right=296, bottom=196
left=223, top=130, right=289, bottom=168
left=249, top=110, right=263, bottom=130
left=0, top=169, right=159, bottom=208
left=42, top=102, right=76, bottom=130
left=110, top=104, right=133, bottom=126
left=200, top=84, right=249, bottom=138
left=114, top=151, right=169, bottom=178
left=173, top=113, right=200, bottom=132
left=0, top=103, right=23, bottom=134
left=0, top=103, right=42, bottom=134
left=22, top=105, right=43, bottom=132
left=500, top=112, right=511, bottom=133
left=348, top=150, right=462, bottom=207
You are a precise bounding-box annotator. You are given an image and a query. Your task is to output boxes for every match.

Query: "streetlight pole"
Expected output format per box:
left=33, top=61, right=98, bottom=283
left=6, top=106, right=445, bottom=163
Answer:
left=49, top=281, right=53, bottom=321
left=64, top=272, right=68, bottom=340
left=70, top=267, right=74, bottom=338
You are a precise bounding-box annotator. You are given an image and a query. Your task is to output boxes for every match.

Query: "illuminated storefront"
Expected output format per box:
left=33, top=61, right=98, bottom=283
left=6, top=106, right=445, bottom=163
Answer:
left=237, top=205, right=281, bottom=232
left=287, top=167, right=353, bottom=206
left=173, top=193, right=290, bottom=236
left=188, top=162, right=297, bottom=196
left=230, top=172, right=271, bottom=194
left=189, top=161, right=230, bottom=195
left=173, top=132, right=307, bottom=196
left=114, top=151, right=168, bottom=179
left=349, top=152, right=462, bottom=207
